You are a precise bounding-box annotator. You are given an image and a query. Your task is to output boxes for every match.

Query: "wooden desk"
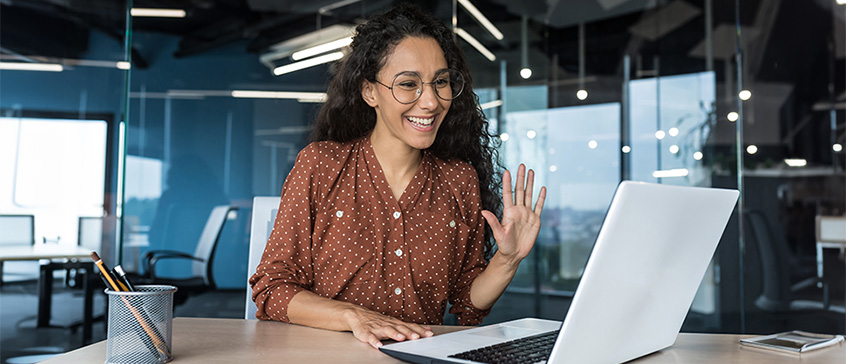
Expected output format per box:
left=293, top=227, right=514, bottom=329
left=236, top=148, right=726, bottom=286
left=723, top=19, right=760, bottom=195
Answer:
left=41, top=318, right=846, bottom=363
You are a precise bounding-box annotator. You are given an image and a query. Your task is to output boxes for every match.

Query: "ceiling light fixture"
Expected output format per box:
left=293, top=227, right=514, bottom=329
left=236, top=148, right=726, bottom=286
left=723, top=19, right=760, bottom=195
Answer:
left=260, top=24, right=355, bottom=69
left=291, top=37, right=353, bottom=61
left=520, top=16, right=531, bottom=79
left=577, top=23, right=588, bottom=100
left=727, top=111, right=739, bottom=122
left=231, top=90, right=327, bottom=102
left=480, top=100, right=503, bottom=110
left=455, top=28, right=495, bottom=61
left=130, top=8, right=187, bottom=18
left=0, top=62, right=63, bottom=71
left=273, top=52, right=344, bottom=76
left=784, top=159, right=807, bottom=167
left=652, top=168, right=689, bottom=178
left=457, top=0, right=504, bottom=40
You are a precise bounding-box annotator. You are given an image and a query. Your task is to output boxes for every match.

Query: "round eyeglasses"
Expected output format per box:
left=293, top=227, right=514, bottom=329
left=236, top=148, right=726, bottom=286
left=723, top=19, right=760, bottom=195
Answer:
left=374, top=70, right=465, bottom=104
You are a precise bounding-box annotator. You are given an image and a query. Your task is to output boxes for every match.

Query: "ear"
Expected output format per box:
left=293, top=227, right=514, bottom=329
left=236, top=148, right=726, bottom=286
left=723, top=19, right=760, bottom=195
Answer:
left=361, top=81, right=378, bottom=107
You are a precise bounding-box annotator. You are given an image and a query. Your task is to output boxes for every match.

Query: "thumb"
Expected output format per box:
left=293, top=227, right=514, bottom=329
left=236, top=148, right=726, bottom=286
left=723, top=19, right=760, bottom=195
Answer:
left=481, top=210, right=504, bottom=238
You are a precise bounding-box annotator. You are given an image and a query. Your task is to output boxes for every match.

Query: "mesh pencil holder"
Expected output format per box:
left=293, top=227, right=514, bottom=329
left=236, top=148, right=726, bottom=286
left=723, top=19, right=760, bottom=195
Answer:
left=105, top=285, right=177, bottom=364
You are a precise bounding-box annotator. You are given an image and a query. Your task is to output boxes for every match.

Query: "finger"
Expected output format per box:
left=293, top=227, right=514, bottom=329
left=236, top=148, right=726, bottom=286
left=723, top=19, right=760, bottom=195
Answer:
left=514, top=164, right=526, bottom=206
left=377, top=325, right=406, bottom=342
left=403, top=322, right=433, bottom=339
left=524, top=169, right=535, bottom=207
left=502, top=169, right=514, bottom=206
left=533, top=186, right=547, bottom=215
left=417, top=324, right=434, bottom=337
left=393, top=323, right=422, bottom=340
left=353, top=329, right=383, bottom=349
left=481, top=210, right=504, bottom=239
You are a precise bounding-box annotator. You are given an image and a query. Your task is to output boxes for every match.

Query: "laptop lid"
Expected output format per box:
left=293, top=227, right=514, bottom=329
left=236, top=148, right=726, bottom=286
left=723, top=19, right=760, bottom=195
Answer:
left=380, top=181, right=738, bottom=364
left=547, top=181, right=738, bottom=363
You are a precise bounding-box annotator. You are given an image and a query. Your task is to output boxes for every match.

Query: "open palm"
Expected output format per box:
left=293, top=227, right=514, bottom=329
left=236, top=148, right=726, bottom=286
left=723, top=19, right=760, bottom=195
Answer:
left=481, top=164, right=546, bottom=264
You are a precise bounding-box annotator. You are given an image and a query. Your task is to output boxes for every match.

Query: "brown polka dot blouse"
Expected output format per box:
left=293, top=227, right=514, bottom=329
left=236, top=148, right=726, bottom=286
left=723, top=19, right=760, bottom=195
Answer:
left=249, top=137, right=491, bottom=325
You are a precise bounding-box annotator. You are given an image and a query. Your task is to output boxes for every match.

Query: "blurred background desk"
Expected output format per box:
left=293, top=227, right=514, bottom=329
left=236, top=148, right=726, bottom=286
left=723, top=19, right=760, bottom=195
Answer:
left=0, top=244, right=97, bottom=341
left=41, top=318, right=846, bottom=364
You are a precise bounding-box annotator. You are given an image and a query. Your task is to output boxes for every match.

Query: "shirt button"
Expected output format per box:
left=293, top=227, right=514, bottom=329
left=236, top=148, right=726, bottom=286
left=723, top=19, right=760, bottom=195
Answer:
left=449, top=220, right=456, bottom=228
left=394, top=287, right=402, bottom=295
left=393, top=211, right=401, bottom=219
left=336, top=210, right=344, bottom=218
left=395, top=249, right=403, bottom=257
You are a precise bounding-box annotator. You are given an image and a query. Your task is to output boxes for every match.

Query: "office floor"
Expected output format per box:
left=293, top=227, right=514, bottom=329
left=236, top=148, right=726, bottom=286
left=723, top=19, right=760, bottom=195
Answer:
left=0, top=263, right=244, bottom=364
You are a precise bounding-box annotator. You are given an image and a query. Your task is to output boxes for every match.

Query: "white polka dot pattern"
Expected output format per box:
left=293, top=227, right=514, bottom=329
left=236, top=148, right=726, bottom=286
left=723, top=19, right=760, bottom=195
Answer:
left=248, top=137, right=490, bottom=325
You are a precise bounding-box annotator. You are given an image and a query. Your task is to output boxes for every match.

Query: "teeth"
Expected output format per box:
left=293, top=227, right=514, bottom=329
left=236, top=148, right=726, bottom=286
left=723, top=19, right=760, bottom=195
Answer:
left=407, top=116, right=434, bottom=126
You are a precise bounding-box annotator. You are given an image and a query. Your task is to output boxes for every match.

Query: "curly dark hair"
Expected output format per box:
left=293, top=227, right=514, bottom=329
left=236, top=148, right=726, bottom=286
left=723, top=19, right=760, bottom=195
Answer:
left=311, top=3, right=501, bottom=259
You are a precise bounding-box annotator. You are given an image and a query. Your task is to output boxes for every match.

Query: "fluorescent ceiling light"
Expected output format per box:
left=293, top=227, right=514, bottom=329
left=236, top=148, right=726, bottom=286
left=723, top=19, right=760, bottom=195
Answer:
left=260, top=24, right=355, bottom=67
left=0, top=62, right=63, bottom=71
left=273, top=52, right=344, bottom=76
left=231, top=90, right=327, bottom=102
left=457, top=0, right=504, bottom=40
left=292, top=37, right=353, bottom=61
left=131, top=8, right=186, bottom=18
left=480, top=100, right=502, bottom=110
left=652, top=168, right=689, bottom=178
left=455, top=28, right=495, bottom=61
left=116, top=61, right=131, bottom=70
left=838, top=0, right=846, bottom=5
left=784, top=159, right=807, bottom=167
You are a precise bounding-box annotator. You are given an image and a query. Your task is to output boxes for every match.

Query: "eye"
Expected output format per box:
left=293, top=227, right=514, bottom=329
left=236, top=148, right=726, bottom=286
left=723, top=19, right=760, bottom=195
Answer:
left=434, top=78, right=450, bottom=87
left=397, top=80, right=419, bottom=89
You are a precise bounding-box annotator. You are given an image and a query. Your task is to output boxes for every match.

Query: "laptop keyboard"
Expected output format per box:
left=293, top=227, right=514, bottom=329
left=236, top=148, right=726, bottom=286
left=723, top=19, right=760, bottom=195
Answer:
left=447, top=331, right=557, bottom=364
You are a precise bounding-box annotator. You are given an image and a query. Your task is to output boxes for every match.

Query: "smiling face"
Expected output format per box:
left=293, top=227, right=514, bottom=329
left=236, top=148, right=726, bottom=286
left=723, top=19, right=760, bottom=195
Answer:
left=362, top=36, right=451, bottom=152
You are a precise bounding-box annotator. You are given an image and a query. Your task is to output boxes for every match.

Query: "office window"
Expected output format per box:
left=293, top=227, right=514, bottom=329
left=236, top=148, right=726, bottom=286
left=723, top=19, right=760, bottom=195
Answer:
left=0, top=116, right=107, bottom=245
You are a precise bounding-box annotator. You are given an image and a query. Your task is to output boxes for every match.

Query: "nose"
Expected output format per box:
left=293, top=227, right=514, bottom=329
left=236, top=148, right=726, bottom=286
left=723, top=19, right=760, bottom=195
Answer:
left=416, top=83, right=439, bottom=110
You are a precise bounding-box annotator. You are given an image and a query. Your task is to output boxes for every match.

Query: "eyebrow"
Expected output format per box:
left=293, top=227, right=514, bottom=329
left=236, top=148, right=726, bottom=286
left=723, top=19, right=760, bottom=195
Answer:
left=392, top=68, right=450, bottom=78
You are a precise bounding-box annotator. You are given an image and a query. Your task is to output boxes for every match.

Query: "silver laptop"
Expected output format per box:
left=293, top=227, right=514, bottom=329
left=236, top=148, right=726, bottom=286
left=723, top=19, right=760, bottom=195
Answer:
left=380, top=181, right=739, bottom=364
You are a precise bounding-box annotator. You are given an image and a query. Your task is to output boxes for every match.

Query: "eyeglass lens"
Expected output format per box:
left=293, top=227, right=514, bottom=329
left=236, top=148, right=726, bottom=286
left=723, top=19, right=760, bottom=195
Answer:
left=391, top=70, right=464, bottom=104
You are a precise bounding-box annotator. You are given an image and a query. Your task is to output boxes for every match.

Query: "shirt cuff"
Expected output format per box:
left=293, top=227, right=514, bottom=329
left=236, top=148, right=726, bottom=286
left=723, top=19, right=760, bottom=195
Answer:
left=256, top=283, right=306, bottom=323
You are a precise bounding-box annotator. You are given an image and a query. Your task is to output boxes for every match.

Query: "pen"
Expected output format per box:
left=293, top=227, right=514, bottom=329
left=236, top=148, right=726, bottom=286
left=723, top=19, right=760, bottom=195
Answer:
left=113, top=265, right=135, bottom=291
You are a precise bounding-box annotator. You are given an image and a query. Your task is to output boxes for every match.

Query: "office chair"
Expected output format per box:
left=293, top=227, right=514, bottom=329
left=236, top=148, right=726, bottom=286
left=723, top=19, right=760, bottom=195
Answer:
left=244, top=196, right=280, bottom=320
left=745, top=209, right=844, bottom=333
left=135, top=205, right=237, bottom=306
left=0, top=214, right=36, bottom=286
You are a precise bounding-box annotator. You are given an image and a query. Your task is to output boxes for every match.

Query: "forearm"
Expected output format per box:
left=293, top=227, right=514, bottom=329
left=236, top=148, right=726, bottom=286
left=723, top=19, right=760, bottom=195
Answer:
left=469, top=252, right=521, bottom=310
left=286, top=290, right=362, bottom=331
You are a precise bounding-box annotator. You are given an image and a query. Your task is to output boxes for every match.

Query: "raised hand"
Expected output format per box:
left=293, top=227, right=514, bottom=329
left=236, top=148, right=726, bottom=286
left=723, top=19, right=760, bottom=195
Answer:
left=342, top=306, right=433, bottom=349
left=481, top=164, right=546, bottom=266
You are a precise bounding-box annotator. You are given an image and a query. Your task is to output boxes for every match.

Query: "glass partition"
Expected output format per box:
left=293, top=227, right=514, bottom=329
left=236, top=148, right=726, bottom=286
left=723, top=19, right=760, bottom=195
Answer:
left=1, top=4, right=842, bottom=360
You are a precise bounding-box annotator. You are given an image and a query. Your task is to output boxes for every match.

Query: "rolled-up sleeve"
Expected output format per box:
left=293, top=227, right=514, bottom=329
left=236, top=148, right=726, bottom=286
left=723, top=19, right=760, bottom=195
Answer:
left=249, top=144, right=321, bottom=322
left=448, top=170, right=491, bottom=325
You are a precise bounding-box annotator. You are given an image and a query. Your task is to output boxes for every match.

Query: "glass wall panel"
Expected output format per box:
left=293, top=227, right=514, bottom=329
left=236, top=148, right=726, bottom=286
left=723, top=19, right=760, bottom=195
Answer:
left=3, top=3, right=843, bottom=361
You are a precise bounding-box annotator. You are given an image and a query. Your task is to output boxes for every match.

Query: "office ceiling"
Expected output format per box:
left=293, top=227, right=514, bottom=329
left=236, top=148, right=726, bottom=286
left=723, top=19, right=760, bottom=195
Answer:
left=0, top=0, right=842, bottom=87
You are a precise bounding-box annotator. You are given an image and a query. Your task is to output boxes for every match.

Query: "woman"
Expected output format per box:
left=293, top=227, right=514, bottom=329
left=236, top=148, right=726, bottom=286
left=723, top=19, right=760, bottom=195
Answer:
left=249, top=4, right=546, bottom=349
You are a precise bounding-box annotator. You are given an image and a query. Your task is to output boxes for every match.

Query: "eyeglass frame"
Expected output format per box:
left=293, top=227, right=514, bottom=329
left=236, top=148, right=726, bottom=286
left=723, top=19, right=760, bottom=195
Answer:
left=373, top=69, right=465, bottom=105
